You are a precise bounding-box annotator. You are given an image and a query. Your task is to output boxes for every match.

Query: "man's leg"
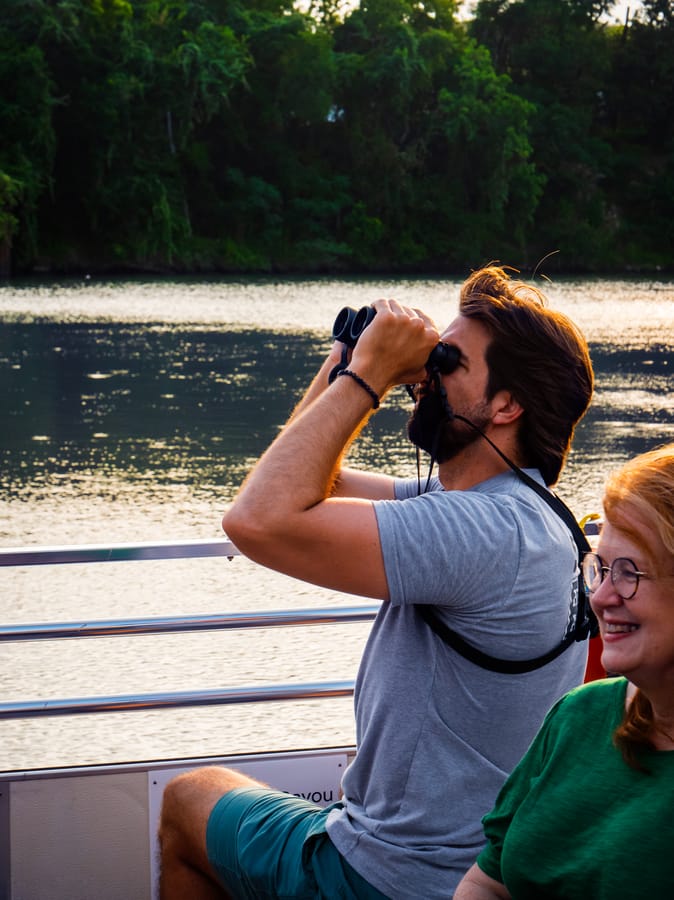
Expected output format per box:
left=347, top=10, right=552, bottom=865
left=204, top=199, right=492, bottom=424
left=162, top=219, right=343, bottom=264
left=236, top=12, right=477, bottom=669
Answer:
left=158, top=765, right=265, bottom=900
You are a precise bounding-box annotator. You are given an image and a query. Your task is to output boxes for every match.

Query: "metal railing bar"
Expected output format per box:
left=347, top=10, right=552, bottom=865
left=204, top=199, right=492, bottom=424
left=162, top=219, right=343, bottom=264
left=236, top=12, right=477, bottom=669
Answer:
left=0, top=538, right=240, bottom=568
left=0, top=606, right=379, bottom=642
left=0, top=681, right=355, bottom=720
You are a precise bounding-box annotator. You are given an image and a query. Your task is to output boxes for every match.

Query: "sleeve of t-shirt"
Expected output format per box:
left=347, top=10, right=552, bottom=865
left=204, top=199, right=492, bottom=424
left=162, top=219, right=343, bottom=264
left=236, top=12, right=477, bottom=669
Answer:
left=374, top=487, right=523, bottom=613
left=394, top=476, right=443, bottom=498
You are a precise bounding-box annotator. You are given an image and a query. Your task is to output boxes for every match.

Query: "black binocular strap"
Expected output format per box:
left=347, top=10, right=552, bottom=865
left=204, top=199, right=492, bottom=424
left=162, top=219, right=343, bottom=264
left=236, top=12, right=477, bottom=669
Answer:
left=418, top=605, right=584, bottom=675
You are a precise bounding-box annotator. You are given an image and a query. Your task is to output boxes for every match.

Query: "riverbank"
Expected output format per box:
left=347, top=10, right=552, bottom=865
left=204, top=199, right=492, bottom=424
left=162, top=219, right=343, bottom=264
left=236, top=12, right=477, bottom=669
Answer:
left=4, top=258, right=674, bottom=282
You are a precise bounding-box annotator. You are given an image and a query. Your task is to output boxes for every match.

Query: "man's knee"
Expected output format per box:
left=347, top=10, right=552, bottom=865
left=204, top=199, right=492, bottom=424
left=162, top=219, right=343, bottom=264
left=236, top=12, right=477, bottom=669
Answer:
left=160, top=766, right=264, bottom=845
left=163, top=766, right=213, bottom=812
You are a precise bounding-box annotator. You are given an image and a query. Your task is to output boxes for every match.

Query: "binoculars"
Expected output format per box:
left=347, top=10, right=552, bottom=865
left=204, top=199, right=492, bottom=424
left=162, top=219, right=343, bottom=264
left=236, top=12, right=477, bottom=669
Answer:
left=332, top=307, right=460, bottom=375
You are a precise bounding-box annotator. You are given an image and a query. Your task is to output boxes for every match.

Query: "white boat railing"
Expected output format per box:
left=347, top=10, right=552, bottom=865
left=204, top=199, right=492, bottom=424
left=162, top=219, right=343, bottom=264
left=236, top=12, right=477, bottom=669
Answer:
left=0, top=537, right=242, bottom=567
left=0, top=538, right=379, bottom=722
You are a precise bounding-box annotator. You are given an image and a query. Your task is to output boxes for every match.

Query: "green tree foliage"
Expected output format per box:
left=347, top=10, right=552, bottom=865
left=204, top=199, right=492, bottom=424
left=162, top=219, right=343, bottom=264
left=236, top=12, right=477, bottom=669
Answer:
left=604, top=0, right=674, bottom=265
left=470, top=0, right=616, bottom=268
left=323, top=0, right=540, bottom=266
left=40, top=0, right=252, bottom=266
left=0, top=2, right=56, bottom=264
left=182, top=5, right=342, bottom=268
left=0, top=0, right=672, bottom=274
left=471, top=0, right=674, bottom=270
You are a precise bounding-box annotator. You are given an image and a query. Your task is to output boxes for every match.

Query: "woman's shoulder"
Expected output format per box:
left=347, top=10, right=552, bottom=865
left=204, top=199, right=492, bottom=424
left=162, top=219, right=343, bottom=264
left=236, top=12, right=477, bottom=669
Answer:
left=530, top=677, right=628, bottom=757
left=556, top=676, right=627, bottom=719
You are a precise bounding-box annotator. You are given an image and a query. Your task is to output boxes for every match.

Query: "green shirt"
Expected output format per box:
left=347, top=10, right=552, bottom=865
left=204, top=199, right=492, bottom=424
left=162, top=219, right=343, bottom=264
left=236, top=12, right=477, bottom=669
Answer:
left=477, top=677, right=674, bottom=899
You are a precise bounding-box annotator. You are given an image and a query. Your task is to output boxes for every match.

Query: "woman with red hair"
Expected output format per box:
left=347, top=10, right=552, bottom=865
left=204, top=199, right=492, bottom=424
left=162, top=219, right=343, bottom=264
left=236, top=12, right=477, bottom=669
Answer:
left=456, top=443, right=674, bottom=899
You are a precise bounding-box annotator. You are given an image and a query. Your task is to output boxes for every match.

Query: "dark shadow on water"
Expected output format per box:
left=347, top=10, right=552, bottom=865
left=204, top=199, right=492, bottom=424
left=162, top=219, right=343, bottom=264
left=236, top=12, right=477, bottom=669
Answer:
left=1, top=322, right=672, bottom=501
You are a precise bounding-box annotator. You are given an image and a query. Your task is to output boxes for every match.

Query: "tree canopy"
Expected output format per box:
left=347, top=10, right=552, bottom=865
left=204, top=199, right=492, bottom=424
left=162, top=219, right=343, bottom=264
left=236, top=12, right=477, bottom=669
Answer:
left=0, top=0, right=671, bottom=275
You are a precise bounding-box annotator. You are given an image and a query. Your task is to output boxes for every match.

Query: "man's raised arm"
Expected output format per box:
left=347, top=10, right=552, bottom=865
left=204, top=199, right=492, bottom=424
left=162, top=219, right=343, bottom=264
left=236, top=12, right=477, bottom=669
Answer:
left=222, top=300, right=438, bottom=598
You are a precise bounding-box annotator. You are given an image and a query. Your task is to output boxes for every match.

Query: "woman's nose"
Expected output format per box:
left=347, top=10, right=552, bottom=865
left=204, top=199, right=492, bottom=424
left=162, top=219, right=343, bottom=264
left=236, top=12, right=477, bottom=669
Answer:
left=589, top=573, right=622, bottom=613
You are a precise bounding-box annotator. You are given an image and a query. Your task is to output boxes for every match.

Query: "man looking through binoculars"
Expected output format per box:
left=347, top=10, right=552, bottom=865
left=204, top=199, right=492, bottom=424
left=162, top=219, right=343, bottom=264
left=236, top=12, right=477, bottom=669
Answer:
left=159, top=265, right=594, bottom=899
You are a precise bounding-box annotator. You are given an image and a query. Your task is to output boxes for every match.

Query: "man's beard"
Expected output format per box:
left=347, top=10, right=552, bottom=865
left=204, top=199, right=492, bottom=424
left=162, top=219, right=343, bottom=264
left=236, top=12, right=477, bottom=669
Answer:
left=407, top=386, right=491, bottom=464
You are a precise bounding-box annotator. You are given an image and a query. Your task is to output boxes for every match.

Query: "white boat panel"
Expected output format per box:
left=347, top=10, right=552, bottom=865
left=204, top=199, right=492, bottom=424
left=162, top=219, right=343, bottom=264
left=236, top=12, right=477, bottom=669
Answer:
left=0, top=747, right=353, bottom=900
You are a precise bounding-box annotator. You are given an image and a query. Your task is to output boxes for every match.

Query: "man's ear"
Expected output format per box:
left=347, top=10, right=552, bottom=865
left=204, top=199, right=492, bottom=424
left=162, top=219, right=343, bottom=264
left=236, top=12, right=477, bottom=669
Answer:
left=491, top=390, right=524, bottom=426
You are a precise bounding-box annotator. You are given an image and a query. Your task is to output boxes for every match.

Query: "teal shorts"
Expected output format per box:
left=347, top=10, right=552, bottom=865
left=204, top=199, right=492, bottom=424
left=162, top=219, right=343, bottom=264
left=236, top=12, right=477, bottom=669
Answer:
left=205, top=786, right=389, bottom=899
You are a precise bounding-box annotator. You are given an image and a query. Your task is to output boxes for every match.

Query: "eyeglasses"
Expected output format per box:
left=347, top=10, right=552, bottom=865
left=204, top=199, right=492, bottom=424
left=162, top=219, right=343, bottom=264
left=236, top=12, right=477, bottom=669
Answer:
left=582, top=552, right=650, bottom=601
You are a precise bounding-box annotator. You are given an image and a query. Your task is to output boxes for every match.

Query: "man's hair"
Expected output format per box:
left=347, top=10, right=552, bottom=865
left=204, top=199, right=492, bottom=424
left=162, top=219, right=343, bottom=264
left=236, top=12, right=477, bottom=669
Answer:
left=602, top=443, right=674, bottom=771
left=459, top=265, right=594, bottom=486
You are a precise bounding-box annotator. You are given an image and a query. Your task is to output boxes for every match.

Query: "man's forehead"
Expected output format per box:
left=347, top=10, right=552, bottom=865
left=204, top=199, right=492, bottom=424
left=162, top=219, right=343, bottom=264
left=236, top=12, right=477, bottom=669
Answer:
left=440, top=315, right=490, bottom=347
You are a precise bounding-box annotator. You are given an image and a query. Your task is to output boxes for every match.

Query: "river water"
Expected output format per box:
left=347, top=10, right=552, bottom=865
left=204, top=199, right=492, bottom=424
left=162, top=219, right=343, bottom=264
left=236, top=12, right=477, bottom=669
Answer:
left=1, top=274, right=673, bottom=770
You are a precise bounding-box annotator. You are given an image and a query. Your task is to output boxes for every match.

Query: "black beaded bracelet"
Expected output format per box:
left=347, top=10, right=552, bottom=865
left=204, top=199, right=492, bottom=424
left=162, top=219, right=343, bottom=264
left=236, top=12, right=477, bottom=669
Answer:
left=337, top=368, right=380, bottom=409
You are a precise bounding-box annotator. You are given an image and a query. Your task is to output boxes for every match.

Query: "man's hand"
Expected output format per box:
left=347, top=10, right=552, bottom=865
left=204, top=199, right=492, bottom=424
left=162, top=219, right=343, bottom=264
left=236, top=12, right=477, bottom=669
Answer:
left=348, top=299, right=441, bottom=396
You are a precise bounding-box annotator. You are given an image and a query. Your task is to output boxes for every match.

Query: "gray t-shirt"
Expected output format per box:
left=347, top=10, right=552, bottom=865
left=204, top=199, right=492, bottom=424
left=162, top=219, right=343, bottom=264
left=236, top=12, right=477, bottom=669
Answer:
left=326, top=470, right=588, bottom=899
